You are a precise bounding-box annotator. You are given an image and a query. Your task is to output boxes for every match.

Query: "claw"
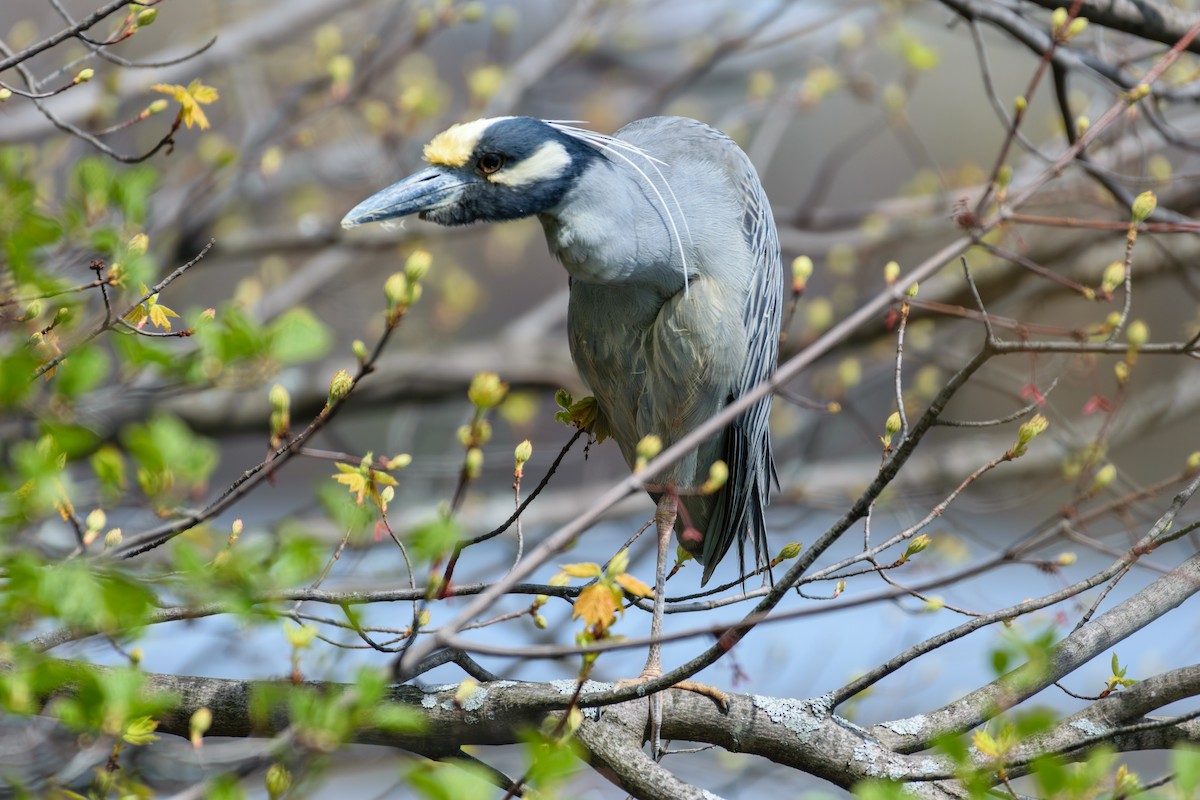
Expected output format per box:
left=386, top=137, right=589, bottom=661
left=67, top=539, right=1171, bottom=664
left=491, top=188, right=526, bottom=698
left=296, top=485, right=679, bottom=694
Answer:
left=672, top=680, right=730, bottom=713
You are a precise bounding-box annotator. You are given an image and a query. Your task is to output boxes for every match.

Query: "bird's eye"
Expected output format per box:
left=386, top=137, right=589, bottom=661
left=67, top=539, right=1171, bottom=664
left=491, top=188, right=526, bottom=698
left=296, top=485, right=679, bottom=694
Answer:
left=477, top=153, right=505, bottom=174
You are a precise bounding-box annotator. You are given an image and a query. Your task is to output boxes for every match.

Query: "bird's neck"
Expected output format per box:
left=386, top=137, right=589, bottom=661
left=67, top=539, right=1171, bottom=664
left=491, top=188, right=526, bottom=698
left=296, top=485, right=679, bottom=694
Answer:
left=538, top=161, right=686, bottom=296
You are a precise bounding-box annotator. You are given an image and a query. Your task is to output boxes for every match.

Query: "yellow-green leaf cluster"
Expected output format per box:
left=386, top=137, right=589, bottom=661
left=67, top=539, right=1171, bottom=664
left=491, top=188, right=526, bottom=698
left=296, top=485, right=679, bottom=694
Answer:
left=555, top=550, right=653, bottom=643
left=124, top=287, right=179, bottom=331
left=553, top=391, right=610, bottom=442
left=150, top=80, right=219, bottom=130
left=331, top=451, right=404, bottom=512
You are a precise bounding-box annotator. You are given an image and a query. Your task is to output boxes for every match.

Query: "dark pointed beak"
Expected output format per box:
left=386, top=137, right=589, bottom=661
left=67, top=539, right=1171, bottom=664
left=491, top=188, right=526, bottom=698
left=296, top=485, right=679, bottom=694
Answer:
left=340, top=167, right=466, bottom=228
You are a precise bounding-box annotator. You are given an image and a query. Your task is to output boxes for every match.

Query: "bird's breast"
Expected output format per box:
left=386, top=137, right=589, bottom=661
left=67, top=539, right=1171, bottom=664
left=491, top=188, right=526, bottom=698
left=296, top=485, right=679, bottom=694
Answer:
left=566, top=278, right=747, bottom=484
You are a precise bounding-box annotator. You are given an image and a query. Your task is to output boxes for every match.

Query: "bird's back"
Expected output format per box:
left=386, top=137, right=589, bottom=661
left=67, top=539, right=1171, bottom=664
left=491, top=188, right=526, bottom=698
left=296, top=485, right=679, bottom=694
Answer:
left=558, top=116, right=782, bottom=584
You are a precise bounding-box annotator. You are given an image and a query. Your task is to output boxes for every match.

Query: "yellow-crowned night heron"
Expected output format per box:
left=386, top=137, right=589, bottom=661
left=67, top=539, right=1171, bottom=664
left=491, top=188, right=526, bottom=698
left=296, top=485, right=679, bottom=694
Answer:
left=342, top=116, right=781, bottom=714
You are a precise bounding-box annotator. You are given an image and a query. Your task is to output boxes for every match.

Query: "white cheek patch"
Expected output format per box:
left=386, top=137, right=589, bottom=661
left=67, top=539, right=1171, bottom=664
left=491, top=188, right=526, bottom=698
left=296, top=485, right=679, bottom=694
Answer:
left=489, top=141, right=572, bottom=186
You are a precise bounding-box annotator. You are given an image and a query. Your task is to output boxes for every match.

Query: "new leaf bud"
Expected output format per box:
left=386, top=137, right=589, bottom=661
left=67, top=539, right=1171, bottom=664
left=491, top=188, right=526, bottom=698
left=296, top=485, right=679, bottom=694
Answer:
left=903, top=533, right=931, bottom=560
left=1101, top=261, right=1125, bottom=295
left=127, top=232, right=149, bottom=256
left=1090, top=463, right=1117, bottom=492
left=284, top=621, right=318, bottom=649
left=1017, top=414, right=1049, bottom=446
left=468, top=371, right=508, bottom=409
left=189, top=707, right=212, bottom=747
left=405, top=249, right=433, bottom=282
left=86, top=508, right=107, bottom=532
left=791, top=255, right=813, bottom=292
left=996, top=165, right=1013, bottom=189
left=636, top=434, right=662, bottom=461
left=607, top=548, right=630, bottom=577
left=1126, top=319, right=1149, bottom=348
left=514, top=439, right=533, bottom=466
left=464, top=447, right=483, bottom=479
left=269, top=383, right=290, bottom=414
left=700, top=460, right=729, bottom=494
left=883, top=411, right=902, bottom=446
left=1013, top=413, right=1049, bottom=457
left=1131, top=191, right=1157, bottom=223
left=883, top=260, right=901, bottom=285
left=1114, top=361, right=1129, bottom=387
left=327, top=369, right=353, bottom=404
left=266, top=763, right=292, bottom=800
left=384, top=272, right=409, bottom=308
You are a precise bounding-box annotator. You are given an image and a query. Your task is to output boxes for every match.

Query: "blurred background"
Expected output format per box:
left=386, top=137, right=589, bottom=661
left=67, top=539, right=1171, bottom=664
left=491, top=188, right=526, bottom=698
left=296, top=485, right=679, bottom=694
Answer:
left=3, top=0, right=1200, bottom=797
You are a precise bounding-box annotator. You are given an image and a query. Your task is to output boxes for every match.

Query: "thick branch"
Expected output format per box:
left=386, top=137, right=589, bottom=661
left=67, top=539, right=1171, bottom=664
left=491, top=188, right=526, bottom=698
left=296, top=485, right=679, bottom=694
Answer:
left=881, top=549, right=1200, bottom=751
left=575, top=700, right=719, bottom=800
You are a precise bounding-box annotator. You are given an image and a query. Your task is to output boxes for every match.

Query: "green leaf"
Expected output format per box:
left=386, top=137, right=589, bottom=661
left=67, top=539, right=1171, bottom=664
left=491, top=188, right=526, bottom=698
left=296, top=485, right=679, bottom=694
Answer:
left=521, top=730, right=582, bottom=791
left=852, top=780, right=907, bottom=800
left=192, top=305, right=271, bottom=374
left=6, top=435, right=71, bottom=519
left=1030, top=753, right=1066, bottom=796
left=112, top=165, right=157, bottom=223
left=4, top=555, right=157, bottom=633
left=1174, top=745, right=1200, bottom=797
left=6, top=659, right=174, bottom=740
left=52, top=344, right=110, bottom=399
left=409, top=517, right=461, bottom=564
left=88, top=224, right=121, bottom=255
left=932, top=731, right=969, bottom=766
left=203, top=774, right=246, bottom=800
left=72, top=157, right=115, bottom=210
left=40, top=422, right=100, bottom=460
left=120, top=413, right=218, bottom=497
left=1063, top=746, right=1115, bottom=795
left=267, top=532, right=324, bottom=587
left=111, top=328, right=182, bottom=372
left=267, top=307, right=333, bottom=365
left=90, top=445, right=127, bottom=492
left=0, top=349, right=38, bottom=407
left=316, top=481, right=375, bottom=534
left=372, top=703, right=424, bottom=733
left=1013, top=707, right=1056, bottom=738
left=407, top=761, right=493, bottom=800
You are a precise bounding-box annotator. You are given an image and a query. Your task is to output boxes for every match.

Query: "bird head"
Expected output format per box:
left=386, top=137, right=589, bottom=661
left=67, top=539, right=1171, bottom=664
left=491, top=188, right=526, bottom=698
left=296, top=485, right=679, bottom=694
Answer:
left=341, top=117, right=598, bottom=229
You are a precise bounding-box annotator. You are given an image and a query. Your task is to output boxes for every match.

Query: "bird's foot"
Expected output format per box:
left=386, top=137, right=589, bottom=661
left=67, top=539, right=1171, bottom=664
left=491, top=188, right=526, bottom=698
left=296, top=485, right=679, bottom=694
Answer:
left=616, top=669, right=730, bottom=713
left=670, top=679, right=731, bottom=712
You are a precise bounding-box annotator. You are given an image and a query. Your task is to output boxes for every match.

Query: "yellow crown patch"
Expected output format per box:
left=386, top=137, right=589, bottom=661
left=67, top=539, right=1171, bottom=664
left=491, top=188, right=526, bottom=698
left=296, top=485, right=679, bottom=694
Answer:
left=422, top=118, right=504, bottom=167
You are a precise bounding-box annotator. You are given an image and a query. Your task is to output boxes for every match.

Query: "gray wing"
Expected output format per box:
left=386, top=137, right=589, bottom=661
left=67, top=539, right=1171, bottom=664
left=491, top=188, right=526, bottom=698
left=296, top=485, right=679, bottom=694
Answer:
left=699, top=134, right=782, bottom=584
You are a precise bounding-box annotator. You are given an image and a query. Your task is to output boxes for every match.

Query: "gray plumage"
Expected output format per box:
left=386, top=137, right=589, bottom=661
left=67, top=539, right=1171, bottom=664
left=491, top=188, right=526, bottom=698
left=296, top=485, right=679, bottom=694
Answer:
left=342, top=115, right=782, bottom=585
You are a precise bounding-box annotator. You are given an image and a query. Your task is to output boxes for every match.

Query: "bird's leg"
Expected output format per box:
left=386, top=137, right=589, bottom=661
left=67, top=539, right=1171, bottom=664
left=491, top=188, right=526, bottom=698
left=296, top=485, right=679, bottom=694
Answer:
left=641, top=492, right=675, bottom=681
left=628, top=493, right=730, bottom=760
